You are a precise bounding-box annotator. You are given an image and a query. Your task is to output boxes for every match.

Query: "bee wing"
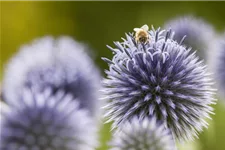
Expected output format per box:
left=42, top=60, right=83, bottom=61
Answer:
left=141, top=24, right=149, bottom=31
left=134, top=28, right=141, bottom=32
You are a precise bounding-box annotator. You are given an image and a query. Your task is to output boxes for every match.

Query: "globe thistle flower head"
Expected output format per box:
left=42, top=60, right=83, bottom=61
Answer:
left=214, top=34, right=225, bottom=100
left=102, top=25, right=216, bottom=141
left=110, top=117, right=176, bottom=150
left=2, top=37, right=101, bottom=118
left=0, top=88, right=98, bottom=150
left=164, top=16, right=215, bottom=61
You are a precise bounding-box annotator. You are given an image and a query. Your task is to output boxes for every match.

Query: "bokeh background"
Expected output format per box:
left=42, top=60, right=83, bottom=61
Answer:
left=1, top=1, right=225, bottom=150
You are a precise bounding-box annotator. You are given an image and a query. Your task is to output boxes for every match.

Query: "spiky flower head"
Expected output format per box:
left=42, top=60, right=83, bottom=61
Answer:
left=214, top=34, right=225, bottom=99
left=110, top=117, right=176, bottom=150
left=2, top=37, right=101, bottom=118
left=164, top=16, right=215, bottom=61
left=0, top=87, right=98, bottom=150
left=102, top=25, right=216, bottom=141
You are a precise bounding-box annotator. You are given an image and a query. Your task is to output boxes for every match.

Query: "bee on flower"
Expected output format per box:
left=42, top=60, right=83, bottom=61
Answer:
left=134, top=24, right=150, bottom=44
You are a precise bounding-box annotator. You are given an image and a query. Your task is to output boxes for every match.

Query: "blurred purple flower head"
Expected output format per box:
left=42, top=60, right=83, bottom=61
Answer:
left=0, top=88, right=98, bottom=150
left=164, top=16, right=215, bottom=61
left=102, top=26, right=216, bottom=141
left=110, top=117, right=176, bottom=150
left=2, top=37, right=101, bottom=118
left=214, top=34, right=225, bottom=99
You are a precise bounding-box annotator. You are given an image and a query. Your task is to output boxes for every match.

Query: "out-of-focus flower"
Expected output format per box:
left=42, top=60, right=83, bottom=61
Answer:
left=102, top=25, right=216, bottom=141
left=2, top=37, right=101, bottom=118
left=110, top=117, right=176, bottom=150
left=0, top=88, right=98, bottom=150
left=164, top=16, right=215, bottom=61
left=214, top=34, right=225, bottom=100
left=0, top=101, right=10, bottom=115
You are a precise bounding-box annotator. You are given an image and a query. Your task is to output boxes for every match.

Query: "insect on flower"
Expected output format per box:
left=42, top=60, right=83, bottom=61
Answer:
left=134, top=24, right=150, bottom=44
left=102, top=26, right=216, bottom=141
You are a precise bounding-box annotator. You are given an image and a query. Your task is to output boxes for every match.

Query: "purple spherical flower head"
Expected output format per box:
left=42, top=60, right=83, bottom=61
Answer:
left=214, top=34, right=225, bottom=100
left=110, top=117, right=176, bottom=150
left=164, top=16, right=215, bottom=61
left=2, top=37, right=101, bottom=118
left=0, top=87, right=98, bottom=150
left=102, top=25, right=216, bottom=141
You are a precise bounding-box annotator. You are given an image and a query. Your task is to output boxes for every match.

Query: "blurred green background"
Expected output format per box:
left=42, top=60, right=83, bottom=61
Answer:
left=1, top=1, right=225, bottom=150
